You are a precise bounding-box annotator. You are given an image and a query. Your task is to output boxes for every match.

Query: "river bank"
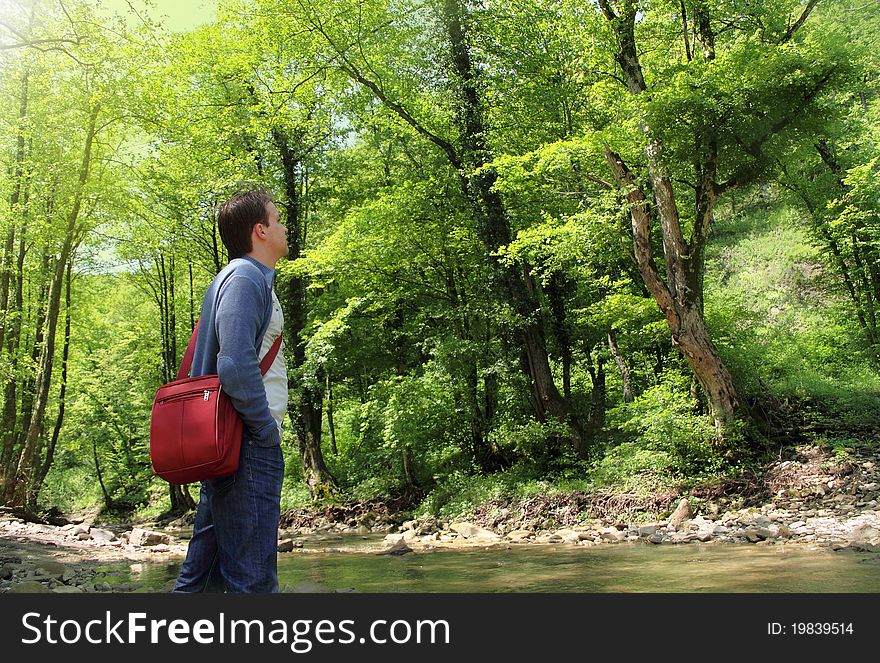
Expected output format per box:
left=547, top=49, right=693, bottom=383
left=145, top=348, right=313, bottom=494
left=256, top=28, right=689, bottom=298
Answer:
left=2, top=443, right=879, bottom=593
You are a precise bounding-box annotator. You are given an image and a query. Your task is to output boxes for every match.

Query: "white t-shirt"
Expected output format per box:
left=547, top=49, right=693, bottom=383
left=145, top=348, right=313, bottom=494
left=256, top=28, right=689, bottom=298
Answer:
left=258, top=290, right=288, bottom=437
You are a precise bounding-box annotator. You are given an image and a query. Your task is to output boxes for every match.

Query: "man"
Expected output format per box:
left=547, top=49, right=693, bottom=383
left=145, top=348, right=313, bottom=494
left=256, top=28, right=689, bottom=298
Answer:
left=173, top=188, right=289, bottom=593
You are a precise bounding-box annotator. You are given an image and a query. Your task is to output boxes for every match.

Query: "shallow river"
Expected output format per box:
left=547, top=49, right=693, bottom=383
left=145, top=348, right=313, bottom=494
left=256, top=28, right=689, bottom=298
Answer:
left=130, top=535, right=880, bottom=592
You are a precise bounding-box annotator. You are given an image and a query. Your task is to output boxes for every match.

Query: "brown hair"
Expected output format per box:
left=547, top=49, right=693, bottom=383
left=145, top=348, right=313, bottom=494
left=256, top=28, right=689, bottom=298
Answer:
left=217, top=188, right=275, bottom=260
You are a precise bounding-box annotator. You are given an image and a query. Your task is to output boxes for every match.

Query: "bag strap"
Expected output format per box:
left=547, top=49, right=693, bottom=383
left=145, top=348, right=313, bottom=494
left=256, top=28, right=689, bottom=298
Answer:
left=177, top=323, right=200, bottom=381
left=176, top=320, right=283, bottom=380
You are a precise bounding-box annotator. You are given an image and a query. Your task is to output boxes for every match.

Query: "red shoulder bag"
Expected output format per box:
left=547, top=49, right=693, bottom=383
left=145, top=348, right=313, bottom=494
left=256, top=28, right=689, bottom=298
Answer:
left=149, top=321, right=283, bottom=485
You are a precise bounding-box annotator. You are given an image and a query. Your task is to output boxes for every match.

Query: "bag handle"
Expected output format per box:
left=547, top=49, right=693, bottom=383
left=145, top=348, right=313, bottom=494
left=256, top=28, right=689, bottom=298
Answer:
left=177, top=320, right=283, bottom=380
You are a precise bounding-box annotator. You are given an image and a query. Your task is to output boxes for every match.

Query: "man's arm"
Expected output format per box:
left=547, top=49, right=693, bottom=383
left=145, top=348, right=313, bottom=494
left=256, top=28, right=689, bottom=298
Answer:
left=214, top=273, right=279, bottom=445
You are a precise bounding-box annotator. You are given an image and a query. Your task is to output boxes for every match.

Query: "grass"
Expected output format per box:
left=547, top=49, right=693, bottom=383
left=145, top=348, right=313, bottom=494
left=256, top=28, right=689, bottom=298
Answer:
left=706, top=201, right=880, bottom=431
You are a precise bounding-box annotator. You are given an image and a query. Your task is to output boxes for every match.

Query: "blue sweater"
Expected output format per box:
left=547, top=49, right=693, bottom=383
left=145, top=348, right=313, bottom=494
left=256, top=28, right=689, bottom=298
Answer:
left=190, top=255, right=280, bottom=446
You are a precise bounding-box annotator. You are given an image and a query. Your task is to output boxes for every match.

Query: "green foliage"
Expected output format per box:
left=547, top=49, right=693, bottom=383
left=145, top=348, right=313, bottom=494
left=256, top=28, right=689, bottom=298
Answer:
left=38, top=462, right=103, bottom=515
left=415, top=468, right=533, bottom=521
left=603, top=374, right=723, bottom=483
left=2, top=0, right=878, bottom=519
left=705, top=203, right=880, bottom=434
left=487, top=417, right=570, bottom=468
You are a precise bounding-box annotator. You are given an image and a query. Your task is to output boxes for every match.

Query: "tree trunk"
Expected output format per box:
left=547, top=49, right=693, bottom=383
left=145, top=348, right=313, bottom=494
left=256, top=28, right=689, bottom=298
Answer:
left=402, top=445, right=416, bottom=490
left=326, top=1, right=584, bottom=453
left=32, top=259, right=73, bottom=502
left=0, top=225, right=26, bottom=489
left=168, top=484, right=196, bottom=513
left=9, top=104, right=99, bottom=510
left=92, top=436, right=112, bottom=513
left=814, top=140, right=880, bottom=355
left=608, top=330, right=633, bottom=403
left=0, top=71, right=30, bottom=493
left=273, top=129, right=337, bottom=499
left=599, top=3, right=741, bottom=444
left=442, top=0, right=584, bottom=454
left=0, top=70, right=29, bottom=351
left=3, top=250, right=47, bottom=504
left=326, top=372, right=337, bottom=455
left=606, top=146, right=740, bottom=441
left=585, top=345, right=606, bottom=431
left=446, top=259, right=498, bottom=470
left=547, top=272, right=573, bottom=403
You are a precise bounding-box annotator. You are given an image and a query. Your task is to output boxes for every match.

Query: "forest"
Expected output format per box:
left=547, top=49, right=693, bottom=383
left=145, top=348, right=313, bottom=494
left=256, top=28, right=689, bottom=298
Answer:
left=0, top=0, right=878, bottom=524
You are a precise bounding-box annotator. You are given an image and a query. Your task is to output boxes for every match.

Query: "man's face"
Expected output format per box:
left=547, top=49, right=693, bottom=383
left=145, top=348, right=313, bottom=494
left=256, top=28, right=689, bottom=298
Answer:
left=259, top=201, right=289, bottom=260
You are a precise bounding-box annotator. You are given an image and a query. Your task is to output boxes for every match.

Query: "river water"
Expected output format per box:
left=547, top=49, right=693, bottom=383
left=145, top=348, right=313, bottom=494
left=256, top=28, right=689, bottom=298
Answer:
left=131, top=536, right=880, bottom=592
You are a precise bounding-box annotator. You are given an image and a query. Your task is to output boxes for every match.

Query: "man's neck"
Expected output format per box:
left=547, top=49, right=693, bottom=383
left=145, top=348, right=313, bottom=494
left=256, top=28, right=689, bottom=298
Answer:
left=244, top=251, right=277, bottom=270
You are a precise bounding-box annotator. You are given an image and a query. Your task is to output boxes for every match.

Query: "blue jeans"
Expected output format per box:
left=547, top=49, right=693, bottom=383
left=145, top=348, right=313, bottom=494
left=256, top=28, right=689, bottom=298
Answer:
left=172, top=436, right=285, bottom=593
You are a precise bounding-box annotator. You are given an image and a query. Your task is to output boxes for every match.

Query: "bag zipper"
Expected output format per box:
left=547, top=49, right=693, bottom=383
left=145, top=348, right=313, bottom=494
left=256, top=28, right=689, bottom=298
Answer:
left=157, top=389, right=216, bottom=405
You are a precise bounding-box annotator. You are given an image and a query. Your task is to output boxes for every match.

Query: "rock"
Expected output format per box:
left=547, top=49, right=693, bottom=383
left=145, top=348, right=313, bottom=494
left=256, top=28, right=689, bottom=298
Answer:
left=129, top=563, right=144, bottom=574
left=34, top=561, right=67, bottom=579
left=507, top=529, right=533, bottom=541
left=449, top=522, right=480, bottom=538
left=696, top=531, right=713, bottom=542
left=668, top=499, right=693, bottom=529
left=52, top=586, right=84, bottom=593
left=94, top=583, right=112, bottom=592
left=8, top=581, right=50, bottom=593
left=129, top=528, right=170, bottom=547
left=743, top=527, right=773, bottom=542
left=555, top=529, right=582, bottom=544
left=449, top=522, right=500, bottom=541
left=849, top=523, right=880, bottom=542
left=0, top=564, right=13, bottom=580
left=277, top=539, right=300, bottom=553
left=690, top=515, right=711, bottom=529
left=377, top=539, right=413, bottom=556
left=789, top=521, right=807, bottom=529
left=76, top=532, right=90, bottom=540
left=647, top=533, right=664, bottom=544
left=776, top=525, right=792, bottom=538
left=90, top=528, right=116, bottom=542
left=600, top=527, right=625, bottom=542
left=73, top=524, right=90, bottom=536
left=637, top=525, right=658, bottom=537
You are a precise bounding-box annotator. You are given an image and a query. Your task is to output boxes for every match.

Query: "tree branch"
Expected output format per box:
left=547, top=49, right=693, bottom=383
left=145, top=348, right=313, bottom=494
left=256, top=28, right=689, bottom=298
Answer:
left=603, top=145, right=676, bottom=318
left=300, top=3, right=462, bottom=170
left=596, top=0, right=618, bottom=21
left=780, top=0, right=821, bottom=44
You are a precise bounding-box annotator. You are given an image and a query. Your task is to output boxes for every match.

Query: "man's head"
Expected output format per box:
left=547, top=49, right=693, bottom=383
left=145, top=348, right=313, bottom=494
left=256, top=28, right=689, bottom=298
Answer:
left=217, top=188, right=288, bottom=265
